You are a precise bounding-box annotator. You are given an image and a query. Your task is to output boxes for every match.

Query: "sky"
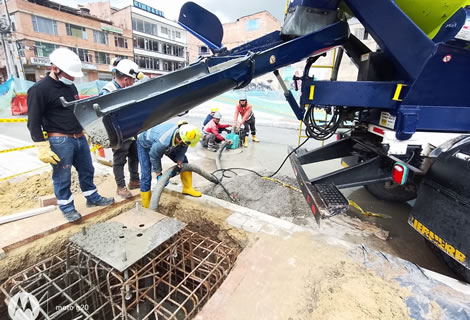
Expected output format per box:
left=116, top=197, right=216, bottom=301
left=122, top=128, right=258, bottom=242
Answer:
left=55, top=0, right=287, bottom=24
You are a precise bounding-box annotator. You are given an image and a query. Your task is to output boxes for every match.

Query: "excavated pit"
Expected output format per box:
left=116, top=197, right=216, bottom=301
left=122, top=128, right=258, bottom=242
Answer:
left=0, top=182, right=245, bottom=319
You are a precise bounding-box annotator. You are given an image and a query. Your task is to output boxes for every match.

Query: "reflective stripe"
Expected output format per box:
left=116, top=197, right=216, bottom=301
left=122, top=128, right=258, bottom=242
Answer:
left=82, top=189, right=97, bottom=197
left=57, top=195, right=73, bottom=205
left=159, top=128, right=175, bottom=145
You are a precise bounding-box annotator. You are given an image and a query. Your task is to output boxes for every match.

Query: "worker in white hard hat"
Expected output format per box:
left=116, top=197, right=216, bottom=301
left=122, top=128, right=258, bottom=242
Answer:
left=203, top=107, right=219, bottom=126
left=99, top=58, right=144, bottom=199
left=26, top=47, right=114, bottom=223
left=234, top=92, right=259, bottom=147
left=201, top=112, right=232, bottom=152
left=137, top=122, right=203, bottom=208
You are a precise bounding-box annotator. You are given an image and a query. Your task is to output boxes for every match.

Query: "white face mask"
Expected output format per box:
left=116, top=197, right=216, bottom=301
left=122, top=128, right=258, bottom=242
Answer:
left=59, top=77, right=74, bottom=86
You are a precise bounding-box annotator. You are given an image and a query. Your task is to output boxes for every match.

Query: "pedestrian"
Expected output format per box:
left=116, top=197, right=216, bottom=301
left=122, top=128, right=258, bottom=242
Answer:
left=201, top=112, right=232, bottom=151
left=137, top=122, right=202, bottom=208
left=234, top=93, right=259, bottom=147
left=203, top=107, right=219, bottom=126
left=27, top=48, right=114, bottom=223
left=100, top=58, right=144, bottom=199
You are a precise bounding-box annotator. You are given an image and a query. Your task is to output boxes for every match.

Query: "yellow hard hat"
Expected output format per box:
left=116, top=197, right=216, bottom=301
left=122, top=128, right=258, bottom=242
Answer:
left=179, top=124, right=202, bottom=148
left=210, top=107, right=219, bottom=112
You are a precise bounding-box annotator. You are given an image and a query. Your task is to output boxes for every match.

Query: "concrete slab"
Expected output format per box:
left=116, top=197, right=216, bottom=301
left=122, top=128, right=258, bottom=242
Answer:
left=69, top=207, right=185, bottom=272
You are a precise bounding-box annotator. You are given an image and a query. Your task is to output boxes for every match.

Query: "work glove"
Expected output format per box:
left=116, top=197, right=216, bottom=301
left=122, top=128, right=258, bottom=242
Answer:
left=170, top=165, right=182, bottom=178
left=35, top=140, right=60, bottom=165
left=157, top=174, right=169, bottom=187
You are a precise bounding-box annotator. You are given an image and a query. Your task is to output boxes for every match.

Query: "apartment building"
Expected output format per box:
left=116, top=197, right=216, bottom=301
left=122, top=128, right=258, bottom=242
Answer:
left=187, top=11, right=281, bottom=63
left=89, top=1, right=187, bottom=78
left=4, top=0, right=134, bottom=83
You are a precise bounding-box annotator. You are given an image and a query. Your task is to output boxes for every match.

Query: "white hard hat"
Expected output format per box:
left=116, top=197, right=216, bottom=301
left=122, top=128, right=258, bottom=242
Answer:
left=114, top=59, right=141, bottom=79
left=239, top=92, right=247, bottom=100
left=213, top=111, right=222, bottom=119
left=49, top=48, right=84, bottom=78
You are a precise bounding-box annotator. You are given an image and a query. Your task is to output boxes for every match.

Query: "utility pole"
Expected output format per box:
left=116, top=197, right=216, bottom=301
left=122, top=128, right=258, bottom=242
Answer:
left=0, top=0, right=24, bottom=80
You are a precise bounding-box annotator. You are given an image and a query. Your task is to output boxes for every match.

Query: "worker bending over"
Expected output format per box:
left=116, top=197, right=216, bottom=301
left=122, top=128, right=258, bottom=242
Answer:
left=137, top=122, right=202, bottom=208
left=234, top=93, right=259, bottom=147
left=100, top=58, right=144, bottom=199
left=201, top=112, right=232, bottom=151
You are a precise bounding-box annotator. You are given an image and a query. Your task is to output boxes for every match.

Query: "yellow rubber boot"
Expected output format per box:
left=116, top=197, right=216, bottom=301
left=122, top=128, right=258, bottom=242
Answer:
left=181, top=171, right=202, bottom=197
left=252, top=135, right=260, bottom=142
left=140, top=191, right=151, bottom=208
left=244, top=136, right=248, bottom=148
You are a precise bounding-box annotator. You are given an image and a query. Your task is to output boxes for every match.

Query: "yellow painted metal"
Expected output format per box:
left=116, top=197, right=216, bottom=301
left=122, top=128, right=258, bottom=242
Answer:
left=392, top=84, right=407, bottom=102
left=395, top=0, right=470, bottom=39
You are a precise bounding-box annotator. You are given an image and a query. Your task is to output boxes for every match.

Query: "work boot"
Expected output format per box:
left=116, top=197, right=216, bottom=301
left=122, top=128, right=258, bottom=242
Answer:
left=63, top=209, right=82, bottom=223
left=86, top=196, right=115, bottom=208
left=252, top=135, right=260, bottom=142
left=141, top=191, right=151, bottom=208
left=181, top=171, right=202, bottom=197
left=117, top=186, right=133, bottom=199
left=128, top=180, right=140, bottom=190
left=243, top=136, right=248, bottom=148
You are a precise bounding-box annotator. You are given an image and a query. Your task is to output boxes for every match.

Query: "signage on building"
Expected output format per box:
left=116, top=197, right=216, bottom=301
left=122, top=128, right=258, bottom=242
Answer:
left=133, top=1, right=164, bottom=17
left=101, top=24, right=123, bottom=34
left=82, top=63, right=97, bottom=70
left=30, top=57, right=51, bottom=66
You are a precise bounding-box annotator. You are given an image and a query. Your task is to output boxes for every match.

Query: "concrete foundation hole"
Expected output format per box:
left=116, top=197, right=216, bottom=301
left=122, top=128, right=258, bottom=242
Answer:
left=1, top=229, right=239, bottom=319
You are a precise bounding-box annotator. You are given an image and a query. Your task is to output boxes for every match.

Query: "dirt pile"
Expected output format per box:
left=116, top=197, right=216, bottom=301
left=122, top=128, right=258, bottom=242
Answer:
left=0, top=171, right=111, bottom=216
left=201, top=171, right=310, bottom=219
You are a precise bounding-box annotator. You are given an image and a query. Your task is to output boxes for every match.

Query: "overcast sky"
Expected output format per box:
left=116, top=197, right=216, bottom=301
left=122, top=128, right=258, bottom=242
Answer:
left=55, top=0, right=287, bottom=24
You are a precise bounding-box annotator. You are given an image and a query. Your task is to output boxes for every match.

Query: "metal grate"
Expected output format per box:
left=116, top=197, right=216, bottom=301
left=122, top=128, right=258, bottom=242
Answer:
left=1, top=229, right=238, bottom=320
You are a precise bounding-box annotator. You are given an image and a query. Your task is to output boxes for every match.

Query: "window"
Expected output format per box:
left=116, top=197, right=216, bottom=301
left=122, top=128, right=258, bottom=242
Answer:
left=160, top=26, right=168, bottom=35
left=71, top=48, right=93, bottom=63
left=144, top=21, right=157, bottom=36
left=134, top=37, right=145, bottom=49
left=95, top=52, right=110, bottom=64
left=93, top=30, right=108, bottom=45
left=114, top=36, right=128, bottom=48
left=132, top=18, right=144, bottom=33
left=115, top=54, right=127, bottom=60
left=135, top=55, right=160, bottom=70
left=34, top=41, right=59, bottom=57
left=175, top=31, right=181, bottom=38
left=31, top=15, right=58, bottom=35
left=162, top=60, right=176, bottom=72
left=198, top=46, right=209, bottom=56
left=66, top=24, right=86, bottom=39
left=245, top=19, right=260, bottom=31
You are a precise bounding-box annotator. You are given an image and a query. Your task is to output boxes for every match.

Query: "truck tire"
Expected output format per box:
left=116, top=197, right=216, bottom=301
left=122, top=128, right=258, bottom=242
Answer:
left=365, top=181, right=417, bottom=202
left=425, top=239, right=470, bottom=283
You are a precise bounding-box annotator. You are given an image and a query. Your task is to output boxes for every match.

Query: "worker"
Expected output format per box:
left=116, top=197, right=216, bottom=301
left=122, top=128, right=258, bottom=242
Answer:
left=100, top=58, right=144, bottom=199
left=203, top=107, right=219, bottom=126
left=234, top=93, right=259, bottom=147
left=137, top=122, right=203, bottom=208
left=201, top=112, right=232, bottom=151
left=27, top=47, right=114, bottom=223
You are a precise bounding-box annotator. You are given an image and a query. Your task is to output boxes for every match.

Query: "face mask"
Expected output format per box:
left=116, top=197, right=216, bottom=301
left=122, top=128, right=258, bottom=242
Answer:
left=59, top=77, right=73, bottom=86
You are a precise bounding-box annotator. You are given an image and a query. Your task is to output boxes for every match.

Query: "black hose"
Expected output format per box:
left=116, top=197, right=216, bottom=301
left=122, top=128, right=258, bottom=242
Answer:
left=149, top=163, right=220, bottom=211
left=215, top=140, right=230, bottom=170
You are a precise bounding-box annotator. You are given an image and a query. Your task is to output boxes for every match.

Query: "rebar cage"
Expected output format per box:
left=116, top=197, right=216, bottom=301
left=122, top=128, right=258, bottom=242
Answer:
left=1, top=229, right=238, bottom=320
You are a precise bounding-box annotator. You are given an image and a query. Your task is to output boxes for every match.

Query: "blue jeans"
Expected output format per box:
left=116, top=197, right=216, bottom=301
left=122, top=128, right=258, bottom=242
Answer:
left=137, top=142, right=188, bottom=192
left=49, top=136, right=102, bottom=213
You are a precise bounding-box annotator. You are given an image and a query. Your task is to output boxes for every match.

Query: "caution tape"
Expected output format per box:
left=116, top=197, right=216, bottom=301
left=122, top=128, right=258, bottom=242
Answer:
left=262, top=176, right=301, bottom=193
left=348, top=200, right=390, bottom=218
left=0, top=118, right=27, bottom=122
left=0, top=164, right=49, bottom=182
left=0, top=145, right=35, bottom=154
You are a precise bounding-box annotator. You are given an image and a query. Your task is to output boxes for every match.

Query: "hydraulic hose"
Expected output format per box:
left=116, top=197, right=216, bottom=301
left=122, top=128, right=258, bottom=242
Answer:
left=149, top=163, right=219, bottom=211
left=215, top=140, right=230, bottom=170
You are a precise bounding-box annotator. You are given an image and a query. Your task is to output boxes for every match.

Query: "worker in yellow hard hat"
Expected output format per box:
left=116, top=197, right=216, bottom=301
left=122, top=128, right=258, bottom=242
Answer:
left=203, top=107, right=219, bottom=126
left=136, top=122, right=202, bottom=207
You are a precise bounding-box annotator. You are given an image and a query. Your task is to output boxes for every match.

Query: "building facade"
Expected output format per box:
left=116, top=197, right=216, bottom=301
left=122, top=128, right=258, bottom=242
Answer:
left=5, top=0, right=134, bottom=83
left=89, top=1, right=187, bottom=78
left=187, top=11, right=281, bottom=64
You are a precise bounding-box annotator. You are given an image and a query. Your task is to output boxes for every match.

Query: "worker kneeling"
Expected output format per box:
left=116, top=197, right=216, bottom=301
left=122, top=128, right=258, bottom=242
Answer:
left=201, top=112, right=232, bottom=152
left=137, top=122, right=202, bottom=208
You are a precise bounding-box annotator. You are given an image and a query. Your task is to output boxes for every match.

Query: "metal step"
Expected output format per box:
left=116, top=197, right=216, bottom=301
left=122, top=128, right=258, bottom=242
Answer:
left=314, top=184, right=349, bottom=218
